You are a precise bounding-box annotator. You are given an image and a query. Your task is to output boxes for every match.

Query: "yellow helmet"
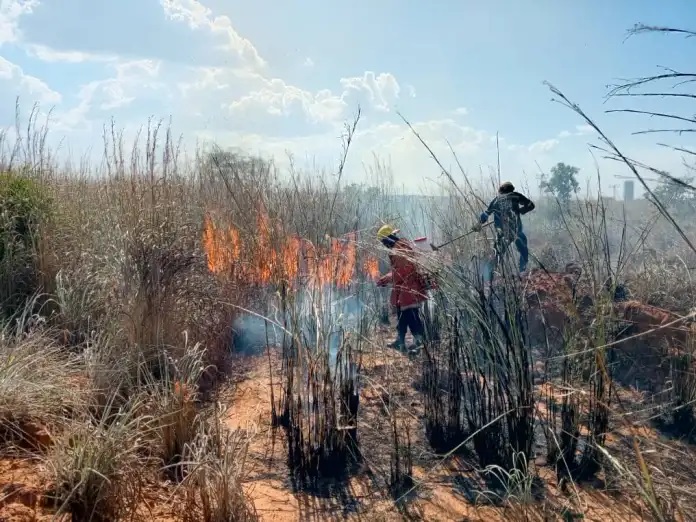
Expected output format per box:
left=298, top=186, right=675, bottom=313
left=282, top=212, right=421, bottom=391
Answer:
left=377, top=224, right=398, bottom=241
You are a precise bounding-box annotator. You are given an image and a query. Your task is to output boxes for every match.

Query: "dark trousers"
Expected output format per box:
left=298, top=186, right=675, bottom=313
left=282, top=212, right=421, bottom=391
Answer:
left=396, top=306, right=425, bottom=344
left=494, top=228, right=529, bottom=272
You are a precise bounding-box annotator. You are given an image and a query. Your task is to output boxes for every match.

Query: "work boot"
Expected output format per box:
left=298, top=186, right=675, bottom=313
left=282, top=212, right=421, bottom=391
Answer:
left=407, top=336, right=424, bottom=355
left=387, top=339, right=406, bottom=352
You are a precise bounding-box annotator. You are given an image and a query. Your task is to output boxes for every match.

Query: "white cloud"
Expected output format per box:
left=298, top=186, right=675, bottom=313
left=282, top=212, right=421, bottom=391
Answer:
left=339, top=71, right=400, bottom=112
left=0, top=0, right=38, bottom=45
left=95, top=60, right=162, bottom=110
left=25, top=43, right=116, bottom=63
left=0, top=55, right=60, bottom=104
left=52, top=59, right=165, bottom=131
left=557, top=124, right=594, bottom=139
left=227, top=78, right=345, bottom=124
left=528, top=138, right=559, bottom=153
left=0, top=0, right=619, bottom=194
left=159, top=0, right=265, bottom=69
left=224, top=70, right=402, bottom=126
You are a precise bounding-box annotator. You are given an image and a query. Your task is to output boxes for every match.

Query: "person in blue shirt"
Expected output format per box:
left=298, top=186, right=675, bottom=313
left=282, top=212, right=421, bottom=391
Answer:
left=476, top=181, right=535, bottom=273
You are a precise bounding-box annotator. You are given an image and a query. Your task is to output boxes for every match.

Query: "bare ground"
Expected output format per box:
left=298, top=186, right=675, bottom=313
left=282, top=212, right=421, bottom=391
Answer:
left=1, top=328, right=693, bottom=520
left=223, top=324, right=663, bottom=522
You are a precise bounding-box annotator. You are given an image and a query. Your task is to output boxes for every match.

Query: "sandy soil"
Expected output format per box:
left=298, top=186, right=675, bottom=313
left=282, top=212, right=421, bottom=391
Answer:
left=223, top=324, right=657, bottom=522
left=0, top=323, right=686, bottom=521
left=0, top=455, right=182, bottom=522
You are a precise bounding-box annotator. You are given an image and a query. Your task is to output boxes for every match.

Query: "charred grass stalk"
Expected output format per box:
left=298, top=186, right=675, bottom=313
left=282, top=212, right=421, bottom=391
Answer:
left=536, top=181, right=622, bottom=485
left=388, top=416, right=414, bottom=499
left=275, top=282, right=365, bottom=490
left=199, top=152, right=385, bottom=491
left=542, top=297, right=613, bottom=486
left=424, top=252, right=535, bottom=471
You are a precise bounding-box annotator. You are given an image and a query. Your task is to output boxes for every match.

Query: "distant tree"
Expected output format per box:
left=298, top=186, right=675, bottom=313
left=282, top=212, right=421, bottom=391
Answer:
left=647, top=175, right=695, bottom=205
left=541, top=163, right=580, bottom=205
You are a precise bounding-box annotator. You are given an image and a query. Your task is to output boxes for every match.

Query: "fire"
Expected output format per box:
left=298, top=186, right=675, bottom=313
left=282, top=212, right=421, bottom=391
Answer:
left=202, top=212, right=377, bottom=289
left=319, top=233, right=356, bottom=288
left=282, top=235, right=302, bottom=283
left=363, top=256, right=380, bottom=281
left=203, top=214, right=237, bottom=274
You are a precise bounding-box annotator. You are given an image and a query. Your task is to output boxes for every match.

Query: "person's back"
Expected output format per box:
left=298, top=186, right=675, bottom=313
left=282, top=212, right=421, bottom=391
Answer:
left=485, top=190, right=534, bottom=239
left=388, top=238, right=427, bottom=308
left=480, top=182, right=535, bottom=273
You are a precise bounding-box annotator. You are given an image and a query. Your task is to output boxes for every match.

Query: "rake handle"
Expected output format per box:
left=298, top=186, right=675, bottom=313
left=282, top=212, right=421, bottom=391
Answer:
left=430, top=222, right=491, bottom=251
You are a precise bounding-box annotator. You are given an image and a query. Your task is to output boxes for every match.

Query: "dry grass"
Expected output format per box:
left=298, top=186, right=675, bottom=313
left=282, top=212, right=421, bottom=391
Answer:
left=0, top=316, right=87, bottom=451
left=1, top=37, right=696, bottom=519
left=182, top=410, right=258, bottom=522
left=44, top=393, right=152, bottom=521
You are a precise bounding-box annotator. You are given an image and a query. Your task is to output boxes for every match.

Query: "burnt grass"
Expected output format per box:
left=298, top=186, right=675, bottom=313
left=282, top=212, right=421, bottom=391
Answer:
left=421, top=273, right=536, bottom=471
left=273, top=345, right=362, bottom=493
left=245, top=323, right=696, bottom=519
left=258, top=265, right=696, bottom=518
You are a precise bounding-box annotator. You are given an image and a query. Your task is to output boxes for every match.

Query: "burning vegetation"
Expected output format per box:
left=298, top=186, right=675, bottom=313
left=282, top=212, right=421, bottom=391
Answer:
left=203, top=209, right=377, bottom=489
left=7, top=28, right=696, bottom=519
left=203, top=211, right=379, bottom=289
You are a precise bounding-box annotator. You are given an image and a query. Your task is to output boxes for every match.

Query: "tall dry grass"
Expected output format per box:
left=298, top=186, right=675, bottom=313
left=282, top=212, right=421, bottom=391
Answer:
left=1, top=25, right=696, bottom=519
left=0, top=110, right=262, bottom=520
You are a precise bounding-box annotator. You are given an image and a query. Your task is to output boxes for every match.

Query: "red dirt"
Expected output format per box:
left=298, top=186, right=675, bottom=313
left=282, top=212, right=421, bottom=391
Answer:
left=0, top=458, right=64, bottom=522
left=523, top=266, right=693, bottom=389
left=224, top=332, right=655, bottom=521
left=523, top=266, right=691, bottom=340
left=0, top=456, right=183, bottom=522
left=0, top=341, right=674, bottom=521
left=224, top=344, right=510, bottom=522
left=1, top=269, right=688, bottom=521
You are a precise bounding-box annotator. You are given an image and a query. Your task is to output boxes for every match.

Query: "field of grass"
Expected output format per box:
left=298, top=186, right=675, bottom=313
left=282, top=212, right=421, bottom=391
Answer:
left=0, top=88, right=696, bottom=522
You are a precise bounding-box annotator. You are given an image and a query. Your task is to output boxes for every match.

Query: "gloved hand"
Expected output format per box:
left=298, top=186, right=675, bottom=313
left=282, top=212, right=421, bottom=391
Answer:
left=479, top=212, right=489, bottom=224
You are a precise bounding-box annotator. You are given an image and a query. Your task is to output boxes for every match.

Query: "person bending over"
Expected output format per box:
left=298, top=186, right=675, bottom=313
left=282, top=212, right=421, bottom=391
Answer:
left=375, top=224, right=428, bottom=352
left=476, top=181, right=535, bottom=273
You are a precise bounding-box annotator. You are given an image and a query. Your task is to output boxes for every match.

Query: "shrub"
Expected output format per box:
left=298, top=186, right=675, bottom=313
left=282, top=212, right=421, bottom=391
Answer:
left=148, top=341, right=208, bottom=481
left=0, top=311, right=86, bottom=450
left=0, top=172, right=51, bottom=319
left=45, top=393, right=152, bottom=521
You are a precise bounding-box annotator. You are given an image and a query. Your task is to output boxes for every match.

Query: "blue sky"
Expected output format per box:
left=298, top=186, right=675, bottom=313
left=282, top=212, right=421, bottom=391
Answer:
left=0, top=0, right=694, bottom=195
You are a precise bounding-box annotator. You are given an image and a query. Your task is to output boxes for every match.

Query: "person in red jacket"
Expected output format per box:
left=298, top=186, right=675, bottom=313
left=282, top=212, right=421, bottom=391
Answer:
left=375, top=224, right=428, bottom=352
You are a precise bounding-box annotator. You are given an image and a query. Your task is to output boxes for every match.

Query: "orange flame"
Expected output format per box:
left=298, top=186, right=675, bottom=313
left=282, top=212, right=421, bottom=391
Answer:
left=363, top=256, right=380, bottom=281
left=203, top=212, right=376, bottom=289
left=203, top=214, right=237, bottom=274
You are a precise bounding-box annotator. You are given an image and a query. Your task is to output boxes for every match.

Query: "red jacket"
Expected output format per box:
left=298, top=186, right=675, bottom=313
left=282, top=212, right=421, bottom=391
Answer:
left=376, top=238, right=428, bottom=308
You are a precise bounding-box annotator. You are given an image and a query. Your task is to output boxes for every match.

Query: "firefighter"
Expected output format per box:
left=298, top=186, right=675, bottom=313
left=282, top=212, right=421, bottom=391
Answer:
left=475, top=181, right=535, bottom=273
left=375, top=224, right=428, bottom=352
